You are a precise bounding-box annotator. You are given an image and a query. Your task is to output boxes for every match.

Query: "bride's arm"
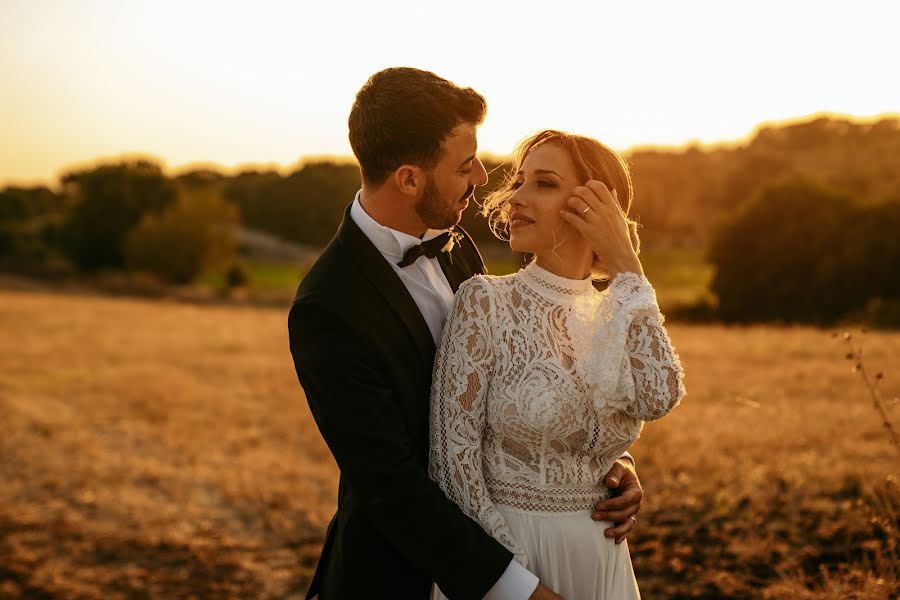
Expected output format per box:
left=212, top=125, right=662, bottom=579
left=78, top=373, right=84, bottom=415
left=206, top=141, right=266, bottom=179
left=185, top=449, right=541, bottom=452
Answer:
left=429, top=277, right=530, bottom=566
left=620, top=309, right=685, bottom=420
left=592, top=271, right=686, bottom=420
left=558, top=180, right=685, bottom=420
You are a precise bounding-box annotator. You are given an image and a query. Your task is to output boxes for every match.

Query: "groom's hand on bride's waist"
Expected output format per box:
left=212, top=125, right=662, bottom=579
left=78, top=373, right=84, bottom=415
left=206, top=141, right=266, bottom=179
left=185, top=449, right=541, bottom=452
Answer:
left=591, top=458, right=643, bottom=545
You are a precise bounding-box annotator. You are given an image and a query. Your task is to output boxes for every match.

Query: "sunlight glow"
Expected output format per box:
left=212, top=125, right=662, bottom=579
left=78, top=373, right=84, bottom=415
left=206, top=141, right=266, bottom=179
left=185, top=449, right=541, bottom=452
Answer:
left=1, top=0, right=898, bottom=186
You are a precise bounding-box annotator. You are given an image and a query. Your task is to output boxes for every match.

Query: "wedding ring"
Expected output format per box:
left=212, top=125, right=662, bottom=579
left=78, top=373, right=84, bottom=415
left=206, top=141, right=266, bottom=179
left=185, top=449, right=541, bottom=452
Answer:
left=581, top=206, right=592, bottom=214
left=629, top=515, right=637, bottom=523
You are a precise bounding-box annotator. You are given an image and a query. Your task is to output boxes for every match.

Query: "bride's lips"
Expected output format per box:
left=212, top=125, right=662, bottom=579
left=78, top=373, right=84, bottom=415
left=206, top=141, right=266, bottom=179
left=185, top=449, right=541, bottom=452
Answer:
left=509, top=212, right=534, bottom=228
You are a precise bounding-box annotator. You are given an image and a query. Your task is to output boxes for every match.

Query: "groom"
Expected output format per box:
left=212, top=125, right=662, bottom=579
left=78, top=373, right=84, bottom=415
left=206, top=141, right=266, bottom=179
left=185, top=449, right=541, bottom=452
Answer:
left=288, top=67, right=644, bottom=600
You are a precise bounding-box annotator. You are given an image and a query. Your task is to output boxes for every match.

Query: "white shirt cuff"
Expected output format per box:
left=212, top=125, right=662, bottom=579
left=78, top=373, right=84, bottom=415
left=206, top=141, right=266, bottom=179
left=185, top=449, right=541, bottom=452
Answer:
left=483, top=558, right=539, bottom=600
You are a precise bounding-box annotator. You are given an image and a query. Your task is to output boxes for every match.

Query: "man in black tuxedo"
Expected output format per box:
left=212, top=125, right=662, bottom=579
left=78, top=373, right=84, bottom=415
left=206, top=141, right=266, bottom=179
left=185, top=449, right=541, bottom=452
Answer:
left=288, top=67, right=645, bottom=600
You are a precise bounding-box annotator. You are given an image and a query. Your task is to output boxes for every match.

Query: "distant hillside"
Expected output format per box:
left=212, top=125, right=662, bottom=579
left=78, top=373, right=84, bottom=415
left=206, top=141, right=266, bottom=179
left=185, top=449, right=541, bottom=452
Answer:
left=4, top=115, right=898, bottom=253
left=235, top=227, right=318, bottom=263
left=625, top=115, right=900, bottom=246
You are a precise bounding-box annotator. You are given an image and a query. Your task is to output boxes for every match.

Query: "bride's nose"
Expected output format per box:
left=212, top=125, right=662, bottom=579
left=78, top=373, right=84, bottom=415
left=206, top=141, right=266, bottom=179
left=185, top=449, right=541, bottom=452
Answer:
left=509, top=189, right=526, bottom=206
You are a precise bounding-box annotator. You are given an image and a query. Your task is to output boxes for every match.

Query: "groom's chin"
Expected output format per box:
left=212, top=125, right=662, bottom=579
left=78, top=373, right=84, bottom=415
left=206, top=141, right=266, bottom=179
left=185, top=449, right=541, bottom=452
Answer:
left=434, top=210, right=464, bottom=230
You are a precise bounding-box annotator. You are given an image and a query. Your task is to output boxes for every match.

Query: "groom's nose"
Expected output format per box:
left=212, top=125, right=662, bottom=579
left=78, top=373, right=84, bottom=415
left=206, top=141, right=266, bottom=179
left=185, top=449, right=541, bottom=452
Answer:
left=471, top=158, right=488, bottom=186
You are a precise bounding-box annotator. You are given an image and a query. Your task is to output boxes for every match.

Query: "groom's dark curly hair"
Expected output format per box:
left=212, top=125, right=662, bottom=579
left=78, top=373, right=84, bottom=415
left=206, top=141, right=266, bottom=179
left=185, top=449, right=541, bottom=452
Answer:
left=349, top=67, right=487, bottom=186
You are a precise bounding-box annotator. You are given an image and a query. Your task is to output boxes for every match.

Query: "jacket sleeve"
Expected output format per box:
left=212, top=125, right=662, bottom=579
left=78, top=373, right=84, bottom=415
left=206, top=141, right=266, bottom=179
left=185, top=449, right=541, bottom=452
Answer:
left=288, top=298, right=513, bottom=600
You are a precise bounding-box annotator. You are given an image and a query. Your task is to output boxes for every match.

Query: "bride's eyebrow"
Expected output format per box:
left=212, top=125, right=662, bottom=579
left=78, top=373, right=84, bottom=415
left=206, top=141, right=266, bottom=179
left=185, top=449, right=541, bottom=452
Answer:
left=516, top=169, right=562, bottom=178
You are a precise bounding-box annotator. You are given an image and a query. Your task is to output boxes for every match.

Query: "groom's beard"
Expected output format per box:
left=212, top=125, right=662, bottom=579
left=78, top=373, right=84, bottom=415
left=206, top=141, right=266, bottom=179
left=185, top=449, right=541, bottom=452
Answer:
left=415, top=177, right=474, bottom=230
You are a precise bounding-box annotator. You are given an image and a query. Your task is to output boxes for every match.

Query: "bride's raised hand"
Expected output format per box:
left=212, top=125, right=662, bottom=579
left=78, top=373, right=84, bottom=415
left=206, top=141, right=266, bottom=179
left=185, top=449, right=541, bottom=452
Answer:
left=560, top=180, right=643, bottom=278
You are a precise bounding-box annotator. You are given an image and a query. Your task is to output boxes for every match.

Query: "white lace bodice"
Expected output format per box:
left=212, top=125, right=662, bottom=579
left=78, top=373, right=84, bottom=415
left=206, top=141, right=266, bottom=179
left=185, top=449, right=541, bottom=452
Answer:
left=428, top=263, right=686, bottom=566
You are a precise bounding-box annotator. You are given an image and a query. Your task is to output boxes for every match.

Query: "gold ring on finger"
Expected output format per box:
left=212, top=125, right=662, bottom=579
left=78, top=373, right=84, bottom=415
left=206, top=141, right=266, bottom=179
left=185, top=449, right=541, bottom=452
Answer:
left=629, top=515, right=636, bottom=523
left=581, top=206, right=592, bottom=214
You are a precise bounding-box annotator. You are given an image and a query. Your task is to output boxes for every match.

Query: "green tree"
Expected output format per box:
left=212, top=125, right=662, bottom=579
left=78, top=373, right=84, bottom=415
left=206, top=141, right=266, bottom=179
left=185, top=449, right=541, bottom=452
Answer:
left=59, top=160, right=177, bottom=270
left=0, top=186, right=69, bottom=267
left=0, top=186, right=65, bottom=222
left=843, top=198, right=900, bottom=302
left=708, top=180, right=859, bottom=323
left=124, top=186, right=237, bottom=283
left=224, top=162, right=360, bottom=246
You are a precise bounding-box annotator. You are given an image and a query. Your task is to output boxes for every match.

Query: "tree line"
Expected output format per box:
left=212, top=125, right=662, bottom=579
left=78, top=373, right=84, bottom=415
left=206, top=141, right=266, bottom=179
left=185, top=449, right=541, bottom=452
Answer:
left=1, top=114, right=898, bottom=324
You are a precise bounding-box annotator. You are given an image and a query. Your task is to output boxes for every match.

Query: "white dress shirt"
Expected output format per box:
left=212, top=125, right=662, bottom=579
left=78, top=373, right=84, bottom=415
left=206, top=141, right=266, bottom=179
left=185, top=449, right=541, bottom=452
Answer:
left=350, top=194, right=455, bottom=345
left=349, top=192, right=540, bottom=600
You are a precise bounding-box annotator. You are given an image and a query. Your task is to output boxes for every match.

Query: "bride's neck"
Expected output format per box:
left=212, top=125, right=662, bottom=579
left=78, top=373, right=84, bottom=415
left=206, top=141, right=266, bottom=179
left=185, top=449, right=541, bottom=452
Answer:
left=534, top=249, right=593, bottom=281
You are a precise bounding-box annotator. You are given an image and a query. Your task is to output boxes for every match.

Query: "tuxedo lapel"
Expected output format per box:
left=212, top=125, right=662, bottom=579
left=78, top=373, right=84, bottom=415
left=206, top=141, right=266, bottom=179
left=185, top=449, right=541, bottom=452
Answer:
left=436, top=227, right=486, bottom=293
left=334, top=205, right=436, bottom=361
left=435, top=251, right=465, bottom=294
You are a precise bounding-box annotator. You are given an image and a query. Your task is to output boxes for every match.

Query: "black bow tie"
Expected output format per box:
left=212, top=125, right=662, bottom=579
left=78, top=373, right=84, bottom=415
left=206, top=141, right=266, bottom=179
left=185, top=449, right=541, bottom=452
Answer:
left=397, top=231, right=453, bottom=268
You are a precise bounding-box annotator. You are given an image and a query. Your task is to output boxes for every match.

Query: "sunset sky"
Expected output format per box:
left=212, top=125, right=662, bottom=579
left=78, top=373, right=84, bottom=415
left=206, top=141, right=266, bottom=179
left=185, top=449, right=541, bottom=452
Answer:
left=1, top=0, right=898, bottom=187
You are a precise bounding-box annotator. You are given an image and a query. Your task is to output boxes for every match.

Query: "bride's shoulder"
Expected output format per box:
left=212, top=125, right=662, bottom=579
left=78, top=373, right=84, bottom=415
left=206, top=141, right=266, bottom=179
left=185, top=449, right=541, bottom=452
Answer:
left=458, top=271, right=519, bottom=297
left=457, top=273, right=496, bottom=297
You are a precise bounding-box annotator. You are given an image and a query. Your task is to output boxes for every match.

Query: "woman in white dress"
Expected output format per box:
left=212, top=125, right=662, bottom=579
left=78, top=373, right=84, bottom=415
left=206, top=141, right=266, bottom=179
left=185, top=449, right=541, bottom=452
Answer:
left=429, top=130, right=686, bottom=599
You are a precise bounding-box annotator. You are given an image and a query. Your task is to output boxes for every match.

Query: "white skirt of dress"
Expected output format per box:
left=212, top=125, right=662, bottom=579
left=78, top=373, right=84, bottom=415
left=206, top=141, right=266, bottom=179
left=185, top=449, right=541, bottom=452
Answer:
left=432, top=507, right=641, bottom=600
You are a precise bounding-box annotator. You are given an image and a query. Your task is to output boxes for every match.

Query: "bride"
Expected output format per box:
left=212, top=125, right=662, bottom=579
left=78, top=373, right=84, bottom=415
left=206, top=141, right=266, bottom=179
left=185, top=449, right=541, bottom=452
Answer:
left=429, top=130, right=686, bottom=599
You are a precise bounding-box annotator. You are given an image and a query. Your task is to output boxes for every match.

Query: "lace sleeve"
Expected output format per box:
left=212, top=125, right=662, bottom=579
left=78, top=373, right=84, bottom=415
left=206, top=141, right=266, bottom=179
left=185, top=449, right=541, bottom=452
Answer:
left=580, top=272, right=686, bottom=419
left=615, top=310, right=686, bottom=420
left=428, top=278, right=529, bottom=566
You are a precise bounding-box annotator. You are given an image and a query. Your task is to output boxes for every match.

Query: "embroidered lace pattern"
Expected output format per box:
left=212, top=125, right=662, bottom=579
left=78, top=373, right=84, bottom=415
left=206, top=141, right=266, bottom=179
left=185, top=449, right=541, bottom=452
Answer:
left=428, top=263, right=686, bottom=565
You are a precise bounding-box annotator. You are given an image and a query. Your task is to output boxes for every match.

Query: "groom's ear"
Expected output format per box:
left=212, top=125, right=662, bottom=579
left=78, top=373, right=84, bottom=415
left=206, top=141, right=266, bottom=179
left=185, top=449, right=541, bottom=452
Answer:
left=393, top=165, right=425, bottom=198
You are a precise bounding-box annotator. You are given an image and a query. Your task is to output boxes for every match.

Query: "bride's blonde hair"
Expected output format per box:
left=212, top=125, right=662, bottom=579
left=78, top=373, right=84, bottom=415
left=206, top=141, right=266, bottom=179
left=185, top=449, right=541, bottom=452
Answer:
left=482, top=130, right=641, bottom=257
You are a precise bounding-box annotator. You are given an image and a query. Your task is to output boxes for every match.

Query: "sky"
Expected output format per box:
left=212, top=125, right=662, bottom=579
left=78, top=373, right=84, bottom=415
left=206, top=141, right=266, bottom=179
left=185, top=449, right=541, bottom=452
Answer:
left=1, top=0, right=898, bottom=187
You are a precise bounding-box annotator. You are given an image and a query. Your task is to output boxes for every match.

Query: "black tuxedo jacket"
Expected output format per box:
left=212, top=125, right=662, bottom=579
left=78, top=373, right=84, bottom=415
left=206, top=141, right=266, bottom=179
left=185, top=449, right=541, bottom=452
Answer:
left=288, top=205, right=513, bottom=600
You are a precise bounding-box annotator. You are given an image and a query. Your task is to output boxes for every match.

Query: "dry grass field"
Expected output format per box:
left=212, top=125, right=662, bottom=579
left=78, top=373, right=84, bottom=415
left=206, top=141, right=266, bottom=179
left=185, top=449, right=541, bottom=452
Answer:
left=1, top=287, right=898, bottom=599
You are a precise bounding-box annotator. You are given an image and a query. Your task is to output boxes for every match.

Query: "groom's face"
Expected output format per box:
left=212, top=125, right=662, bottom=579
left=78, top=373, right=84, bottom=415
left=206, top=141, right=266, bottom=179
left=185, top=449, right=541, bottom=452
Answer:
left=415, top=122, right=488, bottom=230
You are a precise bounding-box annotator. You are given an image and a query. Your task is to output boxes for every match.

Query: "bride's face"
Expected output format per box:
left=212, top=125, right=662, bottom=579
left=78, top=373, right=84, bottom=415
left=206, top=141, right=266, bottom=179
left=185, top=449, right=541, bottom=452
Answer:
left=506, top=143, right=589, bottom=258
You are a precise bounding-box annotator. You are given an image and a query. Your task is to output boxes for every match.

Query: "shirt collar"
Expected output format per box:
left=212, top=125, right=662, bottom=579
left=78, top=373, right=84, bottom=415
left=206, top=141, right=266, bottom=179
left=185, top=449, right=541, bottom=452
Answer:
left=350, top=190, right=450, bottom=260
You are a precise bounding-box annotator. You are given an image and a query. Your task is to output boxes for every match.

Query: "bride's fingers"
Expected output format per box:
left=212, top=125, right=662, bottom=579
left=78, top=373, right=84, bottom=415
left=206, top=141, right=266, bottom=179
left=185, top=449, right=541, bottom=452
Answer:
left=572, top=185, right=605, bottom=214
left=586, top=182, right=632, bottom=226
left=560, top=208, right=592, bottom=231
left=610, top=188, right=628, bottom=218
left=585, top=180, right=615, bottom=207
left=560, top=211, right=595, bottom=243
left=566, top=196, right=597, bottom=219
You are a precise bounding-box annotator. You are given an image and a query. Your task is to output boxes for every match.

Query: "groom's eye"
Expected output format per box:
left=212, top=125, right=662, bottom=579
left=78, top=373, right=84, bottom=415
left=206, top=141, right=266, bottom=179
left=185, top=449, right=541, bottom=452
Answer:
left=537, top=180, right=556, bottom=188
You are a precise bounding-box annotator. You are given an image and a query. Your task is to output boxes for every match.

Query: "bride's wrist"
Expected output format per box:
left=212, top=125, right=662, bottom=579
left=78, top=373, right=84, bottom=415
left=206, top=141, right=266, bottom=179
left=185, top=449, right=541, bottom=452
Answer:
left=606, top=255, right=644, bottom=279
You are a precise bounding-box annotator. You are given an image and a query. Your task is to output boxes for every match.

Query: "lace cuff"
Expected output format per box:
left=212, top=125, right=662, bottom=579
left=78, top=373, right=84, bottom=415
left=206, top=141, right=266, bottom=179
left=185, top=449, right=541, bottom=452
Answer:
left=573, top=272, right=660, bottom=411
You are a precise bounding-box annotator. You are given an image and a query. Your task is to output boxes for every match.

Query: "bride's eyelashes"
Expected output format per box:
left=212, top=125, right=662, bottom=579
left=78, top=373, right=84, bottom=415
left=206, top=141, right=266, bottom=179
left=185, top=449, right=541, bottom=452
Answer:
left=511, top=179, right=557, bottom=190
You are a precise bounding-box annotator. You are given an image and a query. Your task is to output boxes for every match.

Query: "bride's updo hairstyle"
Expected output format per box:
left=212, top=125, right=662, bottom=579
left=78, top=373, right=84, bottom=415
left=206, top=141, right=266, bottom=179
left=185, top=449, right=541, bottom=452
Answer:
left=482, top=129, right=641, bottom=256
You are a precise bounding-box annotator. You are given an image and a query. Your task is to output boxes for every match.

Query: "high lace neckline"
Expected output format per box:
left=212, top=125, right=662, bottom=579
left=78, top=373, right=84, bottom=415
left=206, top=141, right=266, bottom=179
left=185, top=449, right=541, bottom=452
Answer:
left=519, top=261, right=594, bottom=301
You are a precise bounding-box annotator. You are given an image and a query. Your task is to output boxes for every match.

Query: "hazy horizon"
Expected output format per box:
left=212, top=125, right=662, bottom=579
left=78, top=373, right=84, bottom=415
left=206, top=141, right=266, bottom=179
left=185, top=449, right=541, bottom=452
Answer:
left=4, top=110, right=897, bottom=190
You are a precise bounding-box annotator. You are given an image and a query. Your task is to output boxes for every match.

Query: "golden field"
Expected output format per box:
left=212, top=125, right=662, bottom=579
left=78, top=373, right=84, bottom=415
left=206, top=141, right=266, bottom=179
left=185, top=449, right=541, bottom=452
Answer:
left=0, top=287, right=897, bottom=599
